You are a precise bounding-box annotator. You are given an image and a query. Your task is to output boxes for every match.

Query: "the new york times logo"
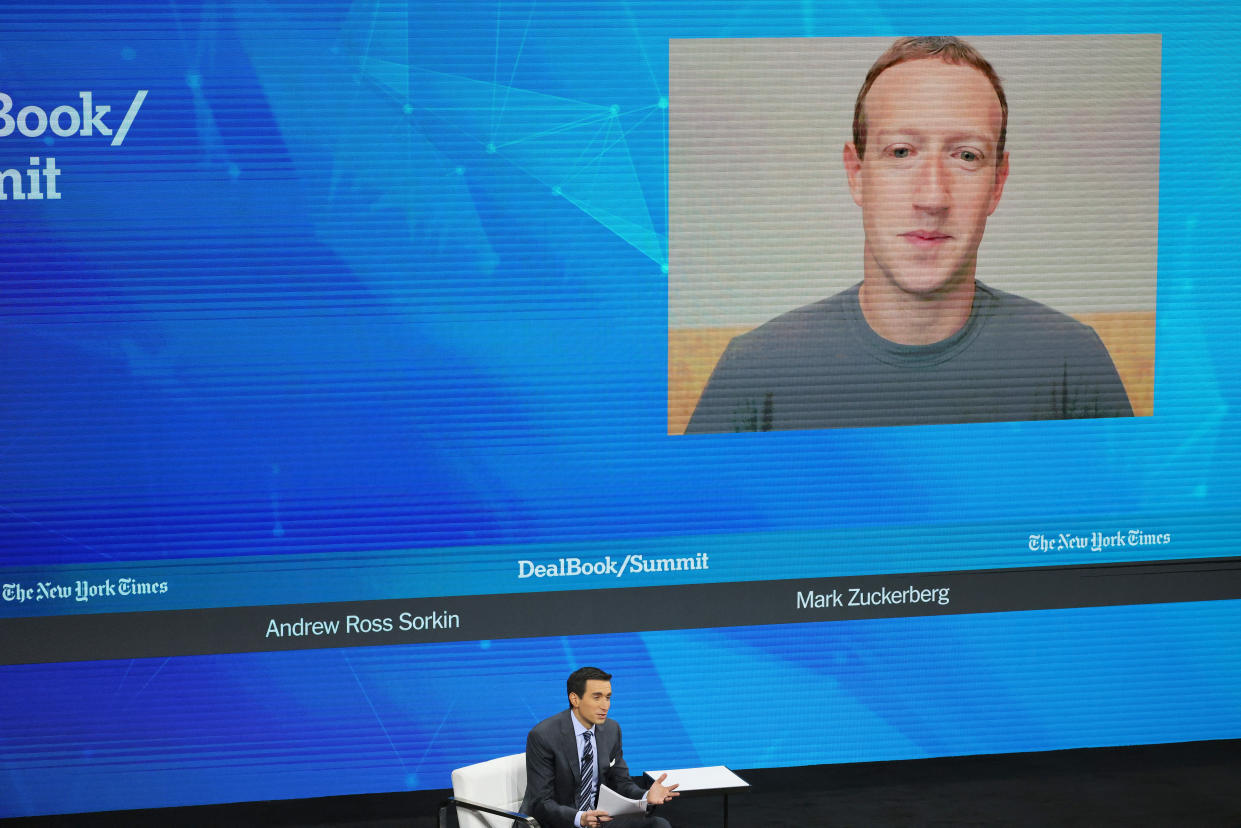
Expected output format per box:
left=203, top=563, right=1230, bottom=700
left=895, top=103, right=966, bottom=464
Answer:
left=0, top=90, right=148, bottom=200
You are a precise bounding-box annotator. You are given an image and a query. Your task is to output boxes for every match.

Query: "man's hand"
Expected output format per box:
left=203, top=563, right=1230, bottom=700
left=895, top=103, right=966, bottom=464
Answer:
left=580, top=808, right=611, bottom=826
left=647, top=773, right=680, bottom=805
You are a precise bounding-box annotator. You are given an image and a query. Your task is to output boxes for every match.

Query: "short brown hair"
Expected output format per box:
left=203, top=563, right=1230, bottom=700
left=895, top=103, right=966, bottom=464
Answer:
left=852, top=36, right=1007, bottom=162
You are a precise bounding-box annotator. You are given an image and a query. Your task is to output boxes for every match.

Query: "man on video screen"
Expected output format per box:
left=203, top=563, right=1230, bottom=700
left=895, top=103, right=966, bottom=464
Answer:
left=685, top=36, right=1134, bottom=433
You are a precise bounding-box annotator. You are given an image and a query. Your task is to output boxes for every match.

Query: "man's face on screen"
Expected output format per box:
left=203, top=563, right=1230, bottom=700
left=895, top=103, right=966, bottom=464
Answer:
left=569, top=679, right=612, bottom=728
left=845, top=58, right=1009, bottom=298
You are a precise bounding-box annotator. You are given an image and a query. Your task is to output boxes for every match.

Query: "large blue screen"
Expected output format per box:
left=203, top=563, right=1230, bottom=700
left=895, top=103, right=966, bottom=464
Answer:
left=2, top=1, right=1239, bottom=819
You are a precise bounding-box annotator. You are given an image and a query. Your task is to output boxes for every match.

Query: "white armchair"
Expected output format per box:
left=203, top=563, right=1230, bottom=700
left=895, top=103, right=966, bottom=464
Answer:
left=439, top=752, right=539, bottom=828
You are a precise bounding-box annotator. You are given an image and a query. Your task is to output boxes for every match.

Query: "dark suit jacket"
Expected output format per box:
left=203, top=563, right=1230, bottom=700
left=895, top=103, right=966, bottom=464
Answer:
left=518, top=709, right=647, bottom=828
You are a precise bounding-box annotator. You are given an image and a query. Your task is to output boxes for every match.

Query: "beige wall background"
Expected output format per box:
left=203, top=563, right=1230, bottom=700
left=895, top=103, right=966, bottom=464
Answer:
left=668, top=35, right=1160, bottom=433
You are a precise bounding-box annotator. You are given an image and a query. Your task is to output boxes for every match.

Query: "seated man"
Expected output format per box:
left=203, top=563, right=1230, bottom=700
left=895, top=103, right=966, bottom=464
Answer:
left=686, top=36, right=1133, bottom=433
left=519, top=667, right=677, bottom=828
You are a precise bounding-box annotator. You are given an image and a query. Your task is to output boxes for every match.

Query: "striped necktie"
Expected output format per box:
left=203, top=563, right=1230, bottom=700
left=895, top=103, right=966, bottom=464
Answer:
left=577, top=730, right=595, bottom=811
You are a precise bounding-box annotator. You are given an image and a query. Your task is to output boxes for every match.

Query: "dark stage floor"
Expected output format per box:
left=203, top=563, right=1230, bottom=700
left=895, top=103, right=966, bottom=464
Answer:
left=11, top=740, right=1241, bottom=827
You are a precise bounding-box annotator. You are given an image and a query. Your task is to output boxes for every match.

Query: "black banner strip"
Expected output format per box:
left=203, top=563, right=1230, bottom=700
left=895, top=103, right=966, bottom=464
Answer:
left=2, top=556, right=1239, bottom=665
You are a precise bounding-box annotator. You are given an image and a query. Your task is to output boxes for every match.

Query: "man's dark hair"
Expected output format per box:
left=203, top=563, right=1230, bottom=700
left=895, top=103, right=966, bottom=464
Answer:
left=567, top=666, right=612, bottom=702
left=853, top=36, right=1008, bottom=163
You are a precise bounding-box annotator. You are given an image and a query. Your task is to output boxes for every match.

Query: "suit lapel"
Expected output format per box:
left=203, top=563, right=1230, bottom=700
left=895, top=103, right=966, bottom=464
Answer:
left=560, top=709, right=582, bottom=787
left=594, top=719, right=612, bottom=781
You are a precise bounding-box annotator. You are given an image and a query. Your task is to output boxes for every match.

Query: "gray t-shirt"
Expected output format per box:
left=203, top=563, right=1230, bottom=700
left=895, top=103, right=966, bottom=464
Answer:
left=685, top=282, right=1134, bottom=433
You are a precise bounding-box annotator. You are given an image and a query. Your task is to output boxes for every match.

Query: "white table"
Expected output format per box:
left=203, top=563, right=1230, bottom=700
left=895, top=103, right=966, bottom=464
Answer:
left=645, top=765, right=750, bottom=828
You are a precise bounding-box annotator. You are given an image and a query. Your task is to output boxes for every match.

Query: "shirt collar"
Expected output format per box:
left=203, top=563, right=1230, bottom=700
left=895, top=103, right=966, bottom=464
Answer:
left=571, top=712, right=594, bottom=741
